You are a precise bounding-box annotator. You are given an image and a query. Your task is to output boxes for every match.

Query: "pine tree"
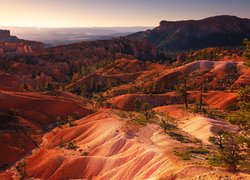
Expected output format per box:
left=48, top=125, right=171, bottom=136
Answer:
left=134, top=98, right=142, bottom=112
left=209, top=132, right=245, bottom=172
left=142, top=103, right=154, bottom=121
left=176, top=75, right=189, bottom=108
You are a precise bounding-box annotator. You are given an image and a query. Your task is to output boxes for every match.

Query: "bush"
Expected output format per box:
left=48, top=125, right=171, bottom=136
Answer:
left=82, top=152, right=89, bottom=156
left=56, top=116, right=67, bottom=128
left=174, top=146, right=210, bottom=161
left=134, top=98, right=142, bottom=112
left=142, top=103, right=155, bottom=121
left=16, top=161, right=27, bottom=180
left=65, top=141, right=79, bottom=150
left=188, top=147, right=209, bottom=154
left=193, top=104, right=199, bottom=113
left=132, top=113, right=147, bottom=125
left=208, top=155, right=223, bottom=166
left=68, top=115, right=77, bottom=127
left=160, top=114, right=177, bottom=132
left=174, top=151, right=191, bottom=160
left=168, top=132, right=185, bottom=142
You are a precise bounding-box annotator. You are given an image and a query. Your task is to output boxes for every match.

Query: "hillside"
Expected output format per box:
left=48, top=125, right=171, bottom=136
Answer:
left=0, top=18, right=250, bottom=179
left=130, top=15, right=250, bottom=52
left=0, top=55, right=249, bottom=179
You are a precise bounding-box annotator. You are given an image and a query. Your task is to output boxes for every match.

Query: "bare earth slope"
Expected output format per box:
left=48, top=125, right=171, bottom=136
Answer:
left=0, top=58, right=249, bottom=179
left=0, top=90, right=93, bottom=172
left=2, top=109, right=248, bottom=179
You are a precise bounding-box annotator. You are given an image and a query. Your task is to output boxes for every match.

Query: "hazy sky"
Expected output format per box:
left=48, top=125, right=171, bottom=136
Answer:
left=0, top=0, right=250, bottom=27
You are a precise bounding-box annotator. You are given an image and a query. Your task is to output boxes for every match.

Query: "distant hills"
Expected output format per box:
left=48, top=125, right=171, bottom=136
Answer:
left=0, top=27, right=153, bottom=46
left=129, top=15, right=250, bottom=52
left=1, top=15, right=250, bottom=61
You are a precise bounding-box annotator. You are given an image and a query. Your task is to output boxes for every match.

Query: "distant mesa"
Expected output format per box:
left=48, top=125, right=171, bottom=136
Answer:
left=130, top=15, right=250, bottom=51
left=0, top=29, right=44, bottom=56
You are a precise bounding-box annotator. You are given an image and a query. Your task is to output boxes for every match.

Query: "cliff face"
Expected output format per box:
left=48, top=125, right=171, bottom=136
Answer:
left=129, top=15, right=250, bottom=51
left=0, top=30, right=10, bottom=38
left=0, top=30, right=44, bottom=56
left=0, top=30, right=19, bottom=42
left=0, top=29, right=44, bottom=50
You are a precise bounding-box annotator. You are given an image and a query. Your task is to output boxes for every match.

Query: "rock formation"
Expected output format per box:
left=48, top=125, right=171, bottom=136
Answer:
left=0, top=29, right=42, bottom=56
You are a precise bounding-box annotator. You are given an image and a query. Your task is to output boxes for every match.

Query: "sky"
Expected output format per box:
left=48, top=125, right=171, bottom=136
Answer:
left=0, top=0, right=250, bottom=28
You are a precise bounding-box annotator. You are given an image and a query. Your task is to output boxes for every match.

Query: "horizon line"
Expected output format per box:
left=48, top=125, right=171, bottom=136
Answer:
left=0, top=14, right=247, bottom=29
left=0, top=25, right=156, bottom=29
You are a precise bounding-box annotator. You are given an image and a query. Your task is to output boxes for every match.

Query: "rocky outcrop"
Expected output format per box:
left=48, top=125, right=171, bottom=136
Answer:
left=0, top=28, right=43, bottom=56
left=0, top=29, right=44, bottom=51
left=0, top=42, right=33, bottom=55
left=0, top=30, right=19, bottom=42
left=0, top=30, right=10, bottom=39
left=16, top=44, right=33, bottom=54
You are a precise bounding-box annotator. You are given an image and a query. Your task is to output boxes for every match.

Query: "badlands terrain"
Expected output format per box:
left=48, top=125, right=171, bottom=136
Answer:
left=0, top=16, right=249, bottom=179
left=0, top=57, right=249, bottom=179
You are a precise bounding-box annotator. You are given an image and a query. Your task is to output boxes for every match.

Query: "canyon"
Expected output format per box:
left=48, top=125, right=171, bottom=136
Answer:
left=0, top=15, right=249, bottom=179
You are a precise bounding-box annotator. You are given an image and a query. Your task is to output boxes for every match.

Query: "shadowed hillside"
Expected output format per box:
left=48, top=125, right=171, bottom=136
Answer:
left=130, top=15, right=250, bottom=53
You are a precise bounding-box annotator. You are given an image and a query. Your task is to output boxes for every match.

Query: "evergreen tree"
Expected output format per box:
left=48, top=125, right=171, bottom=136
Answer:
left=176, top=75, right=189, bottom=108
left=209, top=132, right=246, bottom=172
left=228, top=85, right=250, bottom=131
left=142, top=103, right=154, bottom=121
left=134, top=98, right=142, bottom=112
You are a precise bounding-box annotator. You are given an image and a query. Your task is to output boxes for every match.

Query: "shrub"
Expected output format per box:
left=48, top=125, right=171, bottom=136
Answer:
left=160, top=114, right=176, bottom=132
left=243, top=38, right=250, bottom=67
left=82, top=152, right=89, bottom=156
left=16, top=161, right=27, bottom=180
left=193, top=104, right=199, bottom=113
left=187, top=147, right=209, bottom=155
left=168, top=132, right=185, bottom=142
left=134, top=98, right=142, bottom=112
left=56, top=116, right=67, bottom=128
left=68, top=115, right=77, bottom=127
left=65, top=141, right=79, bottom=150
left=132, top=113, right=147, bottom=125
left=174, top=151, right=191, bottom=160
left=141, top=103, right=155, bottom=121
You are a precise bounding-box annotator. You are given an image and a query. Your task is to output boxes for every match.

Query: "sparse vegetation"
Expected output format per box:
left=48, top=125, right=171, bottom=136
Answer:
left=68, top=115, right=77, bottom=127
left=56, top=116, right=67, bottom=128
left=176, top=75, right=189, bottom=108
left=16, top=161, right=28, bottom=180
left=1, top=16, right=250, bottom=179
left=174, top=151, right=191, bottom=160
left=243, top=38, right=250, bottom=67
left=132, top=113, right=148, bottom=125
left=159, top=113, right=192, bottom=143
left=134, top=98, right=142, bottom=112
left=187, top=147, right=209, bottom=155
left=209, top=131, right=247, bottom=172
left=141, top=103, right=155, bottom=121
left=174, top=147, right=209, bottom=161
left=160, top=113, right=176, bottom=132
left=0, top=108, right=21, bottom=131
left=63, top=141, right=79, bottom=150
left=82, top=152, right=89, bottom=156
left=228, top=85, right=250, bottom=131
